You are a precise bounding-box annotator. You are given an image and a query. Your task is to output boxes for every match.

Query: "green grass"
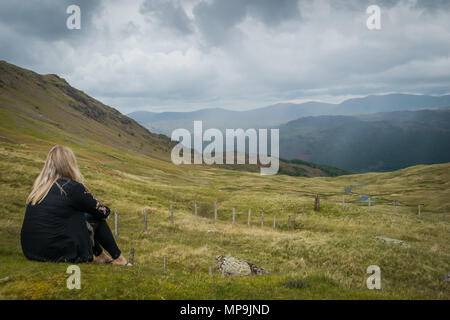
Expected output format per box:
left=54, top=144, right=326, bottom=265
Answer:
left=0, top=134, right=449, bottom=299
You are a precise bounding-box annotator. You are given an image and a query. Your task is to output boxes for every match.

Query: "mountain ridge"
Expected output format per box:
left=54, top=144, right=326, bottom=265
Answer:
left=279, top=108, right=450, bottom=172
left=128, top=93, right=450, bottom=137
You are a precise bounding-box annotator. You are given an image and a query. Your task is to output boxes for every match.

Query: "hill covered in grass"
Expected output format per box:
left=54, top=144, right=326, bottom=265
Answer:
left=1, top=132, right=449, bottom=299
left=0, top=61, right=449, bottom=300
left=0, top=60, right=174, bottom=160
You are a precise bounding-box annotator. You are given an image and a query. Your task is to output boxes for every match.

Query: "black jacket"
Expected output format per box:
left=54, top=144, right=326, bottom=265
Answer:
left=20, top=178, right=110, bottom=263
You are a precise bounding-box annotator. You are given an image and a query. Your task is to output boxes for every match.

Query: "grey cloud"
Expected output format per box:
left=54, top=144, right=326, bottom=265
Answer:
left=1, top=0, right=450, bottom=114
left=192, top=0, right=248, bottom=45
left=246, top=0, right=301, bottom=26
left=0, top=0, right=102, bottom=41
left=0, top=0, right=103, bottom=72
left=140, top=0, right=193, bottom=34
left=0, top=26, right=39, bottom=67
left=329, top=0, right=450, bottom=12
left=414, top=0, right=450, bottom=12
left=192, top=0, right=300, bottom=46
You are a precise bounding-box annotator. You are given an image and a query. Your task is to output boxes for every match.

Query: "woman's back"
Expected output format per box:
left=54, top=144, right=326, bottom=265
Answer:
left=21, top=178, right=109, bottom=263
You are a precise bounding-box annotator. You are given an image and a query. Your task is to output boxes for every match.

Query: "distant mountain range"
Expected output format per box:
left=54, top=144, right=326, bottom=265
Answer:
left=129, top=93, right=450, bottom=172
left=279, top=108, right=450, bottom=172
left=128, top=93, right=450, bottom=136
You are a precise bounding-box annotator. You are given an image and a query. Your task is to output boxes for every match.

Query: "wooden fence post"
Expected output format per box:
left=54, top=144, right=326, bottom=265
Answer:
left=418, top=204, right=423, bottom=219
left=194, top=201, right=198, bottom=221
left=288, top=215, right=291, bottom=228
left=232, top=206, right=236, bottom=225
left=342, top=195, right=345, bottom=211
left=170, top=204, right=174, bottom=225
left=129, top=247, right=134, bottom=265
left=114, top=212, right=118, bottom=237
left=143, top=208, right=147, bottom=231
left=163, top=256, right=167, bottom=273
left=261, top=212, right=264, bottom=227
left=314, top=195, right=320, bottom=211
left=247, top=208, right=251, bottom=226
left=273, top=215, right=276, bottom=229
left=214, top=201, right=218, bottom=224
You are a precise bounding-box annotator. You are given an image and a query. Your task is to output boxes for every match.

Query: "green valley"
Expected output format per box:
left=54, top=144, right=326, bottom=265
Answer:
left=0, top=61, right=449, bottom=300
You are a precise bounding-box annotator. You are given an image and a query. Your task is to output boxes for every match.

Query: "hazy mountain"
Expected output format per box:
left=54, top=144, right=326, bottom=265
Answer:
left=128, top=94, right=450, bottom=136
left=337, top=94, right=450, bottom=113
left=279, top=108, right=450, bottom=172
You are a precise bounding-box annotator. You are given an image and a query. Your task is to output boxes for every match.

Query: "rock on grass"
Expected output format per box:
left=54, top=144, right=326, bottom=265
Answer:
left=374, top=236, right=409, bottom=248
left=216, top=255, right=269, bottom=277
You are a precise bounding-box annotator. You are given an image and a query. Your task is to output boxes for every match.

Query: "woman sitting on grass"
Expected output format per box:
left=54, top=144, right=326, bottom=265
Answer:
left=20, top=145, right=132, bottom=266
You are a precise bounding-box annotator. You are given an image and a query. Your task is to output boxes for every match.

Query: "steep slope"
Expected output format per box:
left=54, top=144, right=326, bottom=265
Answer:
left=279, top=108, right=450, bottom=172
left=0, top=60, right=174, bottom=160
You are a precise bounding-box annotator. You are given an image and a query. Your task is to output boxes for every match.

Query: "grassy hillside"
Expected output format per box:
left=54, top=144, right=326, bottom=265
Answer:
left=1, top=119, right=449, bottom=299
left=279, top=158, right=350, bottom=177
left=0, top=62, right=449, bottom=300
left=0, top=60, right=174, bottom=160
left=208, top=152, right=350, bottom=177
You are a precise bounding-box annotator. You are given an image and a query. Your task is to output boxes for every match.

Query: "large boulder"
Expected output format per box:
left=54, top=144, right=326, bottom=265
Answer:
left=215, top=255, right=269, bottom=277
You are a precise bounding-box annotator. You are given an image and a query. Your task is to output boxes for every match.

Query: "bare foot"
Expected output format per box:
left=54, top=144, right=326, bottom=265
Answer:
left=95, top=251, right=113, bottom=264
left=111, top=254, right=133, bottom=267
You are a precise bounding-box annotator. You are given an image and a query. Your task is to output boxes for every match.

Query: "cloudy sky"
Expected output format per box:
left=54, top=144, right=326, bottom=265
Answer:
left=1, top=0, right=450, bottom=113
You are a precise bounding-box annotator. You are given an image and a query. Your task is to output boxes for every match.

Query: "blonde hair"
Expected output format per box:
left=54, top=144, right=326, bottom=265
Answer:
left=27, top=146, right=84, bottom=205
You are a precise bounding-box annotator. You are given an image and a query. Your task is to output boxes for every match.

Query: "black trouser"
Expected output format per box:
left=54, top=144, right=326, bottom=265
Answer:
left=85, top=213, right=121, bottom=260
